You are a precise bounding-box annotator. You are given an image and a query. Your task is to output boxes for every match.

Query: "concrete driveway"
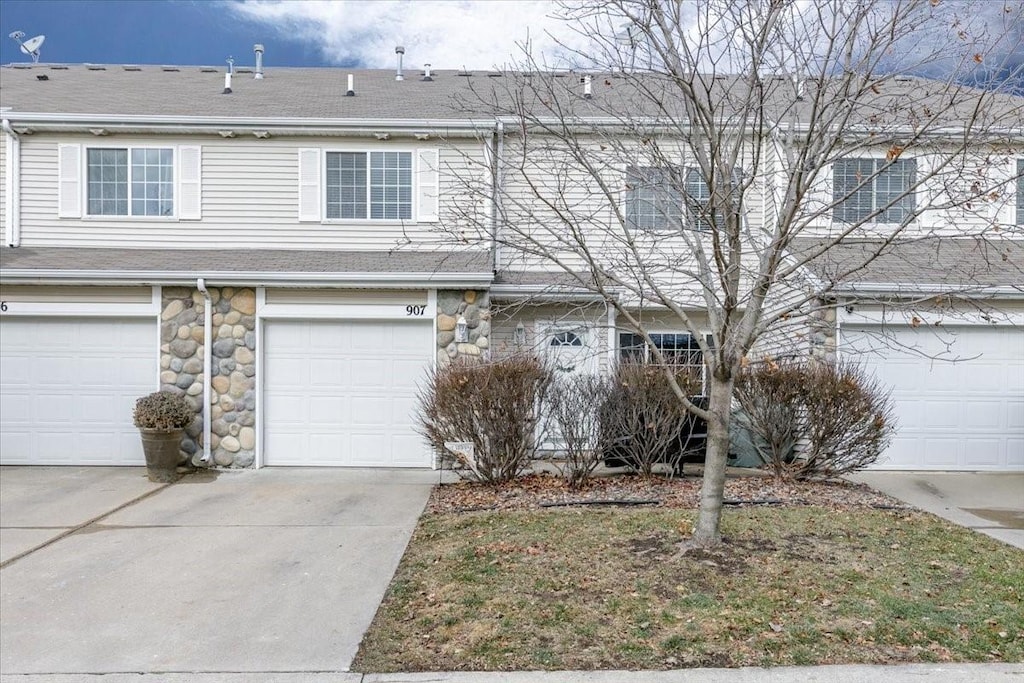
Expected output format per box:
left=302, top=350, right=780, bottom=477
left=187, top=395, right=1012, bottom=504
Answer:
left=0, top=466, right=435, bottom=677
left=851, top=471, right=1024, bottom=549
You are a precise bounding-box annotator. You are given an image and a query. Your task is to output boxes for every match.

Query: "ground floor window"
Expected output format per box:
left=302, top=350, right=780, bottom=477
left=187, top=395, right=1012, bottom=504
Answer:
left=618, top=331, right=707, bottom=394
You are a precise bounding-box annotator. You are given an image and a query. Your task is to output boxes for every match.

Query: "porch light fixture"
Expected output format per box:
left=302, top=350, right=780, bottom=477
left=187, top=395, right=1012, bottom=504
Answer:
left=455, top=315, right=469, bottom=343
left=513, top=322, right=526, bottom=347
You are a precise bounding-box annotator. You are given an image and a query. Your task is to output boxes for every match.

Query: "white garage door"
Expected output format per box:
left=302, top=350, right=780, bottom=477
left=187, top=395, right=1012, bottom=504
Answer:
left=263, top=319, right=433, bottom=467
left=841, top=324, right=1024, bottom=471
left=0, top=317, right=156, bottom=465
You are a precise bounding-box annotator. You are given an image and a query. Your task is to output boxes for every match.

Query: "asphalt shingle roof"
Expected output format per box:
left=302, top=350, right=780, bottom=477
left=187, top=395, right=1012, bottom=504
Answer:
left=0, top=246, right=491, bottom=276
left=789, top=238, right=1024, bottom=291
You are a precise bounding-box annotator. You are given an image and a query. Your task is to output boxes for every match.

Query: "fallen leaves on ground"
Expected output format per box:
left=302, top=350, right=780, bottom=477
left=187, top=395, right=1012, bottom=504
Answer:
left=427, top=470, right=909, bottom=515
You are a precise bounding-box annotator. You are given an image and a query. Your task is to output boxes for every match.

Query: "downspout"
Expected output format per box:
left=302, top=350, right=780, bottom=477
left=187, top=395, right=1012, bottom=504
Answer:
left=492, top=120, right=504, bottom=272
left=195, top=278, right=213, bottom=465
left=2, top=119, right=21, bottom=248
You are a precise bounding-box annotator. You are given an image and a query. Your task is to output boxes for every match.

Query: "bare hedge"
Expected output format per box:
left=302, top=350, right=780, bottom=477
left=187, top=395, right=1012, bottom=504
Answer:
left=734, top=359, right=896, bottom=480
left=417, top=353, right=553, bottom=484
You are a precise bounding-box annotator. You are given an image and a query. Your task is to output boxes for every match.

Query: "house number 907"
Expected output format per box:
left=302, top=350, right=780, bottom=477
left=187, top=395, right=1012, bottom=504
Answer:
left=405, top=305, right=426, bottom=316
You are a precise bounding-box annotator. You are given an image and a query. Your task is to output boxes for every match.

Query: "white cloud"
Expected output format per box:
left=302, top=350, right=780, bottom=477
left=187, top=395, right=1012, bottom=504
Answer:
left=226, top=0, right=592, bottom=70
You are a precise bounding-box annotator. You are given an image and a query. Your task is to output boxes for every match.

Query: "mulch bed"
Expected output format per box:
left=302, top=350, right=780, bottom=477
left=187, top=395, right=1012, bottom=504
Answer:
left=427, top=469, right=910, bottom=514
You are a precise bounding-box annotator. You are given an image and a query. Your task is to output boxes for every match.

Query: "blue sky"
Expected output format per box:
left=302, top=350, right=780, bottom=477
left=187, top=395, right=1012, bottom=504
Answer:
left=2, top=0, right=1021, bottom=86
left=0, top=0, right=332, bottom=68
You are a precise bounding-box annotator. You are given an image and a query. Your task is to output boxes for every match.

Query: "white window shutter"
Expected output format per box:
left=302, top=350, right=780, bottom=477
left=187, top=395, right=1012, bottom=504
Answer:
left=58, top=144, right=82, bottom=218
left=298, top=148, right=321, bottom=222
left=417, top=148, right=439, bottom=223
left=178, top=145, right=202, bottom=220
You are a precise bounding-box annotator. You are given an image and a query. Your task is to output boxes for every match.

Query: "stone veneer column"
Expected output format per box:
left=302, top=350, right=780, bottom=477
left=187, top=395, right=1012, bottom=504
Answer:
left=436, top=290, right=491, bottom=364
left=160, top=286, right=257, bottom=468
left=808, top=298, right=838, bottom=362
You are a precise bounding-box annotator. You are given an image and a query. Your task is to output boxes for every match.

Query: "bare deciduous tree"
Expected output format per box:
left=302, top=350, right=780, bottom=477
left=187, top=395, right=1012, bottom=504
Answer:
left=437, top=0, right=1023, bottom=544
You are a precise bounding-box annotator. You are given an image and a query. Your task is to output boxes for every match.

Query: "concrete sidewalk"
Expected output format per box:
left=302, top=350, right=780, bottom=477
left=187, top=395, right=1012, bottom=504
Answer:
left=850, top=471, right=1024, bottom=549
left=1, top=663, right=1022, bottom=682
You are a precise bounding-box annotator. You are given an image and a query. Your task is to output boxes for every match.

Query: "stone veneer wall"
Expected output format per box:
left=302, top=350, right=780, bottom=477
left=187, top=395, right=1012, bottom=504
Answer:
left=160, top=286, right=257, bottom=468
left=436, top=290, right=491, bottom=364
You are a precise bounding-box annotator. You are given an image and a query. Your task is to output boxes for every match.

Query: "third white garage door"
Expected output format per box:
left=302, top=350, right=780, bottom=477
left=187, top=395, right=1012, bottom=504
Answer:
left=262, top=319, right=433, bottom=467
left=841, top=324, right=1024, bottom=471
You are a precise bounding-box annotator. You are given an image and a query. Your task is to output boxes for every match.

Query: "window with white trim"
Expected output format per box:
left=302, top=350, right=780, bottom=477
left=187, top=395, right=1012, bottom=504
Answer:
left=833, top=158, right=916, bottom=224
left=325, top=151, right=413, bottom=220
left=626, top=166, right=683, bottom=231
left=619, top=332, right=708, bottom=393
left=86, top=147, right=174, bottom=217
left=1016, top=159, right=1023, bottom=226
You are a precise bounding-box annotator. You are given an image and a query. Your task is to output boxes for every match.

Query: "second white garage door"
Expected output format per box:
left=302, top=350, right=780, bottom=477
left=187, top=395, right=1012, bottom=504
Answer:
left=0, top=317, right=156, bottom=465
left=263, top=319, right=433, bottom=467
left=841, top=324, right=1024, bottom=471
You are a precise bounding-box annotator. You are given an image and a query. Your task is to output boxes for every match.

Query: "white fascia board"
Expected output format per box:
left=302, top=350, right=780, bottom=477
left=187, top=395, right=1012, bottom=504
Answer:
left=5, top=112, right=494, bottom=134
left=832, top=282, right=1024, bottom=298
left=0, top=270, right=494, bottom=288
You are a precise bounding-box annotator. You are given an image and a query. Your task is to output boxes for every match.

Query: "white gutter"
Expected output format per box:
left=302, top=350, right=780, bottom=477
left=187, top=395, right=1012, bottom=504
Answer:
left=2, top=119, right=20, bottom=247
left=0, top=270, right=495, bottom=288
left=833, top=283, right=1024, bottom=298
left=195, top=278, right=213, bottom=466
left=6, top=112, right=495, bottom=129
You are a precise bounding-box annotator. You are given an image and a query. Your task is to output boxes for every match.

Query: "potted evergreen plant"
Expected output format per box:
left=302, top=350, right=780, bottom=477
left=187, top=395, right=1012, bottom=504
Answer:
left=133, top=390, right=193, bottom=483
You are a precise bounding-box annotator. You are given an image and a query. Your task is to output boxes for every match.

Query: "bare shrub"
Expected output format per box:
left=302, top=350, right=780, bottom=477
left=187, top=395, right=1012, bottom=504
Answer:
left=417, top=353, right=553, bottom=484
left=732, top=362, right=803, bottom=477
left=734, top=360, right=896, bottom=480
left=544, top=373, right=610, bottom=489
left=599, top=362, right=703, bottom=477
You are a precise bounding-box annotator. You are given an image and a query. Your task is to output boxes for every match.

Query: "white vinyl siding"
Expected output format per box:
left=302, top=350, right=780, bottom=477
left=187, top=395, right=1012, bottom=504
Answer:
left=833, top=158, right=916, bottom=224
left=19, top=135, right=478, bottom=249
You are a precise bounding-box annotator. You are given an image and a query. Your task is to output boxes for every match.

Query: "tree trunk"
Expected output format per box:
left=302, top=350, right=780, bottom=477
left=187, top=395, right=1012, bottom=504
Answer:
left=692, top=374, right=735, bottom=546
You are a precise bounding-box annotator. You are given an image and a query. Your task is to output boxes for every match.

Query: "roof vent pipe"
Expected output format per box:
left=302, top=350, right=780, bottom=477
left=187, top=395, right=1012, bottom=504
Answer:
left=253, top=43, right=264, bottom=79
left=395, top=45, right=405, bottom=81
left=583, top=74, right=592, bottom=99
left=346, top=73, right=355, bottom=96
left=422, top=63, right=433, bottom=81
left=223, top=70, right=232, bottom=94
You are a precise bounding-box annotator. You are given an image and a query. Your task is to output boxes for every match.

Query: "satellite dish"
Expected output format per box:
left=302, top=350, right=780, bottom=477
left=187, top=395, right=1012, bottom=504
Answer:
left=8, top=31, right=45, bottom=63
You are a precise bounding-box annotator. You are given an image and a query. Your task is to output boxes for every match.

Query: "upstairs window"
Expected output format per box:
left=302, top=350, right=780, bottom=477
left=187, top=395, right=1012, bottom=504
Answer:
left=833, top=158, right=916, bottom=224
left=626, top=166, right=683, bottom=231
left=684, top=167, right=741, bottom=231
left=326, top=151, right=413, bottom=220
left=87, top=148, right=174, bottom=217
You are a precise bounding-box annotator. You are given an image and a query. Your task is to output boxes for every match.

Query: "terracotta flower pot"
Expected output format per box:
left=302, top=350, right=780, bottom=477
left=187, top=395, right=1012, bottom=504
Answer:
left=139, top=428, right=184, bottom=483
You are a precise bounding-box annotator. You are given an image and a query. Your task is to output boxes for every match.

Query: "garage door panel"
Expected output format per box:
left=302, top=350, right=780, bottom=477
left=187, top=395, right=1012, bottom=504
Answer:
left=843, top=324, right=1023, bottom=471
left=263, top=319, right=431, bottom=467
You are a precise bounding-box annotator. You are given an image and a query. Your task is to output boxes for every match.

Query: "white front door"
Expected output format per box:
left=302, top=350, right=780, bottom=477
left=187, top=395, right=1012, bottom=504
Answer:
left=537, top=321, right=599, bottom=451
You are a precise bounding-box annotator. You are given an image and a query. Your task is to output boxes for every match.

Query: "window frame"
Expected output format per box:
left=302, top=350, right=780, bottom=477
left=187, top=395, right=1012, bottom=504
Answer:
left=832, top=157, right=917, bottom=224
left=323, top=149, right=415, bottom=222
left=617, top=330, right=710, bottom=395
left=84, top=144, right=177, bottom=219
